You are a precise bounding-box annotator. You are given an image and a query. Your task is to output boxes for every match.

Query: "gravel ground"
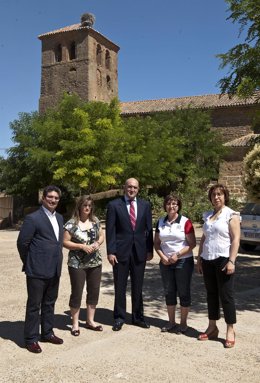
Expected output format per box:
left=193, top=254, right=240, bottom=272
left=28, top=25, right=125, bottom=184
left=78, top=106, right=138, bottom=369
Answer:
left=0, top=227, right=259, bottom=383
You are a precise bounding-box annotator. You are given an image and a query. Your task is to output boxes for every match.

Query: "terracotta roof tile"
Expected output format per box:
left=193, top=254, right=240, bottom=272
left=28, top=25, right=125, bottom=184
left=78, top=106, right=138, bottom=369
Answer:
left=38, top=24, right=119, bottom=49
left=224, top=133, right=260, bottom=147
left=38, top=23, right=83, bottom=38
left=120, top=93, right=260, bottom=115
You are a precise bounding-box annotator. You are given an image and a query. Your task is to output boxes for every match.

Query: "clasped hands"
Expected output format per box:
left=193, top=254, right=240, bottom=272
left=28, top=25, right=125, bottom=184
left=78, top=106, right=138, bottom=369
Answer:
left=161, top=253, right=178, bottom=265
left=81, top=241, right=99, bottom=254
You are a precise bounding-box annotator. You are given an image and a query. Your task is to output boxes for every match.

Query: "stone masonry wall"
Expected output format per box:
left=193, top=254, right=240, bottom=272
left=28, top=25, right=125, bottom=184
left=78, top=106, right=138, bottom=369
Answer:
left=39, top=29, right=119, bottom=113
left=87, top=33, right=118, bottom=103
left=210, top=105, right=258, bottom=142
left=219, top=161, right=247, bottom=201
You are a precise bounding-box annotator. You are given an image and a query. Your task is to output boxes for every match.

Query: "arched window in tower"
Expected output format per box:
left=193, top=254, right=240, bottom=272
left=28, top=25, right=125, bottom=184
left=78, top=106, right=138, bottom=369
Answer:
left=69, top=42, right=76, bottom=60
left=96, top=44, right=102, bottom=66
left=106, top=75, right=111, bottom=90
left=97, top=69, right=102, bottom=87
left=55, top=44, right=62, bottom=62
left=105, top=50, right=111, bottom=70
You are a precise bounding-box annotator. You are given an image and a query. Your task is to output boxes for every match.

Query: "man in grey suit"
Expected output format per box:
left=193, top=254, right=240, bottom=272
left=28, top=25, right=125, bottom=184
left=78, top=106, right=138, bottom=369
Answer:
left=106, top=178, right=153, bottom=331
left=17, top=185, right=64, bottom=353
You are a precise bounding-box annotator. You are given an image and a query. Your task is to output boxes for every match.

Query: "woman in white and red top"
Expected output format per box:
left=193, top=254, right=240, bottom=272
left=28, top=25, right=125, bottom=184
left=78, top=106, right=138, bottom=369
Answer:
left=154, top=195, right=196, bottom=333
left=197, top=184, right=240, bottom=348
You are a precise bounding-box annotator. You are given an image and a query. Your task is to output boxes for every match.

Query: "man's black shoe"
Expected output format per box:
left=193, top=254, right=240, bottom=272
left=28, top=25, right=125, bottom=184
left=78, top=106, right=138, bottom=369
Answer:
left=132, top=320, right=150, bottom=329
left=112, top=322, right=123, bottom=331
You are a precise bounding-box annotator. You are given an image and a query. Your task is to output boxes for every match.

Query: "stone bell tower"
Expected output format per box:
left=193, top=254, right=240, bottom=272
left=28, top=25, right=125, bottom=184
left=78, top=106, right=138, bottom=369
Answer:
left=38, top=13, right=120, bottom=113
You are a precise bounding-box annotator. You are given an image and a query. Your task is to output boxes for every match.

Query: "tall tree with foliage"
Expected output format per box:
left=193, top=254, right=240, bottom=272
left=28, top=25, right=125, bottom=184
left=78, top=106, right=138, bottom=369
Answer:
left=1, top=95, right=225, bottom=199
left=243, top=142, right=260, bottom=201
left=122, top=108, right=225, bottom=191
left=168, top=108, right=225, bottom=182
left=122, top=114, right=184, bottom=187
left=52, top=96, right=124, bottom=193
left=154, top=108, right=225, bottom=189
left=0, top=111, right=49, bottom=200
left=217, top=0, right=260, bottom=98
left=0, top=95, right=125, bottom=196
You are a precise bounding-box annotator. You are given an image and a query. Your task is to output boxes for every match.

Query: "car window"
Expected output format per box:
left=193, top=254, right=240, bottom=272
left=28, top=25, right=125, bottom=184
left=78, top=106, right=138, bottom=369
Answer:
left=241, top=203, right=260, bottom=215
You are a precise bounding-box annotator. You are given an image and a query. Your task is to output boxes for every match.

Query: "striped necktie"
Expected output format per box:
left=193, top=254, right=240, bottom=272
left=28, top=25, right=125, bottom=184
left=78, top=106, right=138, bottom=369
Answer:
left=129, top=200, right=136, bottom=230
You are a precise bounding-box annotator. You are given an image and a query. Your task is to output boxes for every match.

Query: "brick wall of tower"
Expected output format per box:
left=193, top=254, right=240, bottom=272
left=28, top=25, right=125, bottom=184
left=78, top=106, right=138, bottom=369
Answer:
left=39, top=28, right=119, bottom=113
left=87, top=33, right=118, bottom=103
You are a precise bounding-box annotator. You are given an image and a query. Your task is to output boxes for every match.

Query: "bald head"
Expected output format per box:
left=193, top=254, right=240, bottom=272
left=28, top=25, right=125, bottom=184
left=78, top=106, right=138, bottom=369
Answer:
left=124, top=178, right=139, bottom=200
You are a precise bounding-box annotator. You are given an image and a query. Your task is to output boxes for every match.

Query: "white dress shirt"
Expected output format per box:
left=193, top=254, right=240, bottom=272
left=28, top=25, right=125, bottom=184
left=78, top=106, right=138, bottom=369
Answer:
left=42, top=206, right=59, bottom=241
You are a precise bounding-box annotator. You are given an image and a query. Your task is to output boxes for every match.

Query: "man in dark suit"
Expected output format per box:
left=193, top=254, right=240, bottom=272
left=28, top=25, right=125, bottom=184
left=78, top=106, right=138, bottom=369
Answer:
left=106, top=178, right=153, bottom=331
left=17, top=185, right=64, bottom=353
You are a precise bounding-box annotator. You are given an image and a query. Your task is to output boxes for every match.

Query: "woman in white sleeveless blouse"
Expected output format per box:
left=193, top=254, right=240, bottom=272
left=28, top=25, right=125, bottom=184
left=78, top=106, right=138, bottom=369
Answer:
left=197, top=184, right=240, bottom=348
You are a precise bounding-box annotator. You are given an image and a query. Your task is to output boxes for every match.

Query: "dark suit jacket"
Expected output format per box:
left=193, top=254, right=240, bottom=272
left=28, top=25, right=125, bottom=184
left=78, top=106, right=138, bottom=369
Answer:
left=17, top=207, right=64, bottom=278
left=106, top=197, right=153, bottom=262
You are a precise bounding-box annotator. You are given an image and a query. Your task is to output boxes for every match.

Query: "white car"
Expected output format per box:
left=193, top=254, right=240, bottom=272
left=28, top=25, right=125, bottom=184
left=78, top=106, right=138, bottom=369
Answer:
left=240, top=203, right=260, bottom=252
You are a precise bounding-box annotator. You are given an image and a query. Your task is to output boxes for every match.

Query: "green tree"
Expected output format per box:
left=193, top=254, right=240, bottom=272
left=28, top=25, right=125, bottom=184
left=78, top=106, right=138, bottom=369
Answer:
left=52, top=97, right=125, bottom=193
left=0, top=112, right=48, bottom=199
left=154, top=108, right=225, bottom=191
left=243, top=143, right=260, bottom=201
left=122, top=115, right=184, bottom=187
left=168, top=108, right=225, bottom=183
left=0, top=96, right=225, bottom=200
left=217, top=0, right=260, bottom=98
left=0, top=94, right=125, bottom=196
left=122, top=108, right=225, bottom=192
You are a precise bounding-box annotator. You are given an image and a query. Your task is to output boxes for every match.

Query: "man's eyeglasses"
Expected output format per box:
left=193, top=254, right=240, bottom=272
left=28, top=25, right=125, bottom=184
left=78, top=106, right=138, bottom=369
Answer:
left=46, top=196, right=60, bottom=201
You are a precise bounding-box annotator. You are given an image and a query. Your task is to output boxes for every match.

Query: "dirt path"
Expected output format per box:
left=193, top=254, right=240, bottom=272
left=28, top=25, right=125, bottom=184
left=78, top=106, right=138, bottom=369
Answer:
left=0, top=228, right=259, bottom=383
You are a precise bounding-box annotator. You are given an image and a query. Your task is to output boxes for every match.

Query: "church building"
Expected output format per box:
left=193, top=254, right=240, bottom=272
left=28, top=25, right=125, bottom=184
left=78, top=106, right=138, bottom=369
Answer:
left=38, top=14, right=260, bottom=200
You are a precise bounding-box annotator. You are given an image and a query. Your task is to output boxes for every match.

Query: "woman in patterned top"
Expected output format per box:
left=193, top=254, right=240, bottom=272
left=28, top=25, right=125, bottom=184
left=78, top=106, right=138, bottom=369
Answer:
left=63, top=195, right=104, bottom=335
left=154, top=194, right=196, bottom=334
left=197, top=184, right=240, bottom=348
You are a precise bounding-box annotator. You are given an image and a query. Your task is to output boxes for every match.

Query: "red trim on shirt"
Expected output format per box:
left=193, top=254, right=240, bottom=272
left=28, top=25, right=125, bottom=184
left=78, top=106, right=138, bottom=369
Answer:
left=184, top=219, right=194, bottom=234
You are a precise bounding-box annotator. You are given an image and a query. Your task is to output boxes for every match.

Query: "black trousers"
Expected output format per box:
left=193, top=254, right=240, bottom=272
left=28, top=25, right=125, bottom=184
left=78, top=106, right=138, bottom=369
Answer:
left=113, top=247, right=146, bottom=323
left=24, top=275, right=60, bottom=344
left=202, top=257, right=236, bottom=324
left=160, top=257, right=194, bottom=307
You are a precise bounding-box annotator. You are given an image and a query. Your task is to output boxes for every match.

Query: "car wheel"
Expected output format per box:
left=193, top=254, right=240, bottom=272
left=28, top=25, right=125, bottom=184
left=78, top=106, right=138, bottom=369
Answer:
left=240, top=243, right=257, bottom=252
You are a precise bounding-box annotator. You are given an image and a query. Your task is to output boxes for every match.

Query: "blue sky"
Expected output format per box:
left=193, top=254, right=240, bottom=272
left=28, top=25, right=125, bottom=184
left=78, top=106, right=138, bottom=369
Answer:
left=0, top=0, right=242, bottom=154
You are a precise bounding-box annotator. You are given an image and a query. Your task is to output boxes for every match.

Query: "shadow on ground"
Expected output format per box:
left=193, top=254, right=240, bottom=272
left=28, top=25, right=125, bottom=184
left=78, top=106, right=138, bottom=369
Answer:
left=101, top=254, right=260, bottom=317
left=1, top=255, right=259, bottom=347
